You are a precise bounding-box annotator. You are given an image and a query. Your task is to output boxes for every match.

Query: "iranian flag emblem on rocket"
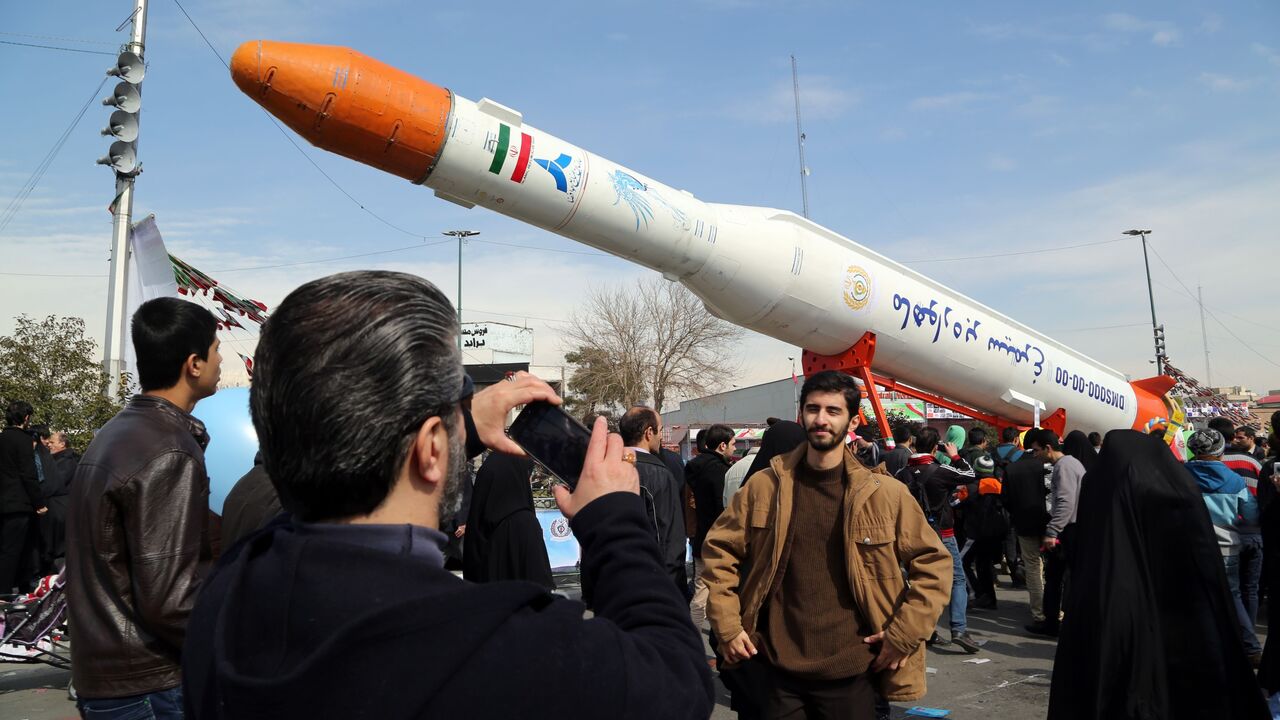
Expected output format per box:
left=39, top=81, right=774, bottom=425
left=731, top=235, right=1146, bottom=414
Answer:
left=487, top=123, right=533, bottom=183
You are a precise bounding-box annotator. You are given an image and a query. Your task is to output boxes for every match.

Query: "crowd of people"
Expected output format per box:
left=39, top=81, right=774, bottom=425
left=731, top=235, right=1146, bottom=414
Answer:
left=1, top=272, right=1277, bottom=718
left=0, top=402, right=78, bottom=596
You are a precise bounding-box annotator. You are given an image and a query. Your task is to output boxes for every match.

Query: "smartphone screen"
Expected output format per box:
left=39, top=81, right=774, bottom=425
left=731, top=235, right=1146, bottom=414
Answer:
left=507, top=401, right=592, bottom=490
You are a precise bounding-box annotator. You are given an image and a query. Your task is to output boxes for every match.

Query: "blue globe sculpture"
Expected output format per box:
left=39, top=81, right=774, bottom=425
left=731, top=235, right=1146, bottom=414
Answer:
left=191, top=386, right=259, bottom=515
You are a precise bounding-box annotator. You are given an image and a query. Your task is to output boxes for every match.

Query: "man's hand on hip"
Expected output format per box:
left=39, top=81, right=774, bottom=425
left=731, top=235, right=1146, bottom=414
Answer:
left=722, top=631, right=758, bottom=663
left=553, top=416, right=639, bottom=520
left=864, top=631, right=907, bottom=671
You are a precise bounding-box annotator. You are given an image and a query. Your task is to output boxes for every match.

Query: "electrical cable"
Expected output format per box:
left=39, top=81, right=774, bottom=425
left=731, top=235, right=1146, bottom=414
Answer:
left=899, top=236, right=1122, bottom=265
left=1146, top=243, right=1280, bottom=369
left=0, top=76, right=109, bottom=237
left=0, top=39, right=115, bottom=56
left=171, top=0, right=440, bottom=243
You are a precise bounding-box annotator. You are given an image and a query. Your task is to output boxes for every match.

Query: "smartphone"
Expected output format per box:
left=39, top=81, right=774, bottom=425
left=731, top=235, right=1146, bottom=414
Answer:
left=507, top=401, right=592, bottom=491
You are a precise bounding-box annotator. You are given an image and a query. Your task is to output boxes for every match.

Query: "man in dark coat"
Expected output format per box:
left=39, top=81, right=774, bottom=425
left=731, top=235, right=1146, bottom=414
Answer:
left=999, top=433, right=1052, bottom=628
left=221, top=453, right=283, bottom=548
left=181, top=271, right=712, bottom=719
left=1048, top=430, right=1269, bottom=720
left=463, top=452, right=553, bottom=589
left=686, top=423, right=734, bottom=628
left=620, top=406, right=687, bottom=593
left=0, top=401, right=46, bottom=594
left=30, top=425, right=69, bottom=574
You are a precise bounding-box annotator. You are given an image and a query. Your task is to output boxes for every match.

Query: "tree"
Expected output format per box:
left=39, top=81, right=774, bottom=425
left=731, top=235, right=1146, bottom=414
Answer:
left=0, top=315, right=128, bottom=450
left=563, top=277, right=745, bottom=412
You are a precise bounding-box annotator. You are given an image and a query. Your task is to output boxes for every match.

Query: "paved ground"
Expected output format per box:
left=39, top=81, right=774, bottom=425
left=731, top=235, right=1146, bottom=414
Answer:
left=0, top=580, right=1263, bottom=719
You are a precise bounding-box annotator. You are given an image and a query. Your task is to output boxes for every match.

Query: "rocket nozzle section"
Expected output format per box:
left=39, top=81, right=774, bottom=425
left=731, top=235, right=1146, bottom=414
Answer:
left=230, top=40, right=452, bottom=183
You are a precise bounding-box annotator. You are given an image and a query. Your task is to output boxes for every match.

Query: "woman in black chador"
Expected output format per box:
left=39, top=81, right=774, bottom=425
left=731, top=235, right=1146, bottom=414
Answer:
left=462, top=453, right=554, bottom=590
left=1048, top=429, right=1268, bottom=719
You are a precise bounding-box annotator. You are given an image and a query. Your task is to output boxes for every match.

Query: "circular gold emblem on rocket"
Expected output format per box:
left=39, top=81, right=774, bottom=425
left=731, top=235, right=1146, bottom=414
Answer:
left=843, top=265, right=871, bottom=311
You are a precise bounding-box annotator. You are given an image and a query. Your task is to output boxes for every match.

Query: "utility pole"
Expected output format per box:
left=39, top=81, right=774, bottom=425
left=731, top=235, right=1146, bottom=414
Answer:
left=442, top=230, right=479, bottom=350
left=791, top=55, right=810, bottom=219
left=1198, top=284, right=1212, bottom=386
left=1123, top=229, right=1165, bottom=372
left=98, top=0, right=149, bottom=398
left=788, top=356, right=799, bottom=419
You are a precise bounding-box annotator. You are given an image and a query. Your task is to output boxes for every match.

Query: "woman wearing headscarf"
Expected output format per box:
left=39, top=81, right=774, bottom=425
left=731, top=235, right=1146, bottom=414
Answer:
left=1061, top=429, right=1099, bottom=475
left=462, top=452, right=554, bottom=590
left=743, top=420, right=806, bottom=482
left=1048, top=430, right=1268, bottom=720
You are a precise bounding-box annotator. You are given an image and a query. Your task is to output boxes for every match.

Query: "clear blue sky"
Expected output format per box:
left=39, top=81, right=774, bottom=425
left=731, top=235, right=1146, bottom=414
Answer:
left=4, top=1, right=1279, bottom=396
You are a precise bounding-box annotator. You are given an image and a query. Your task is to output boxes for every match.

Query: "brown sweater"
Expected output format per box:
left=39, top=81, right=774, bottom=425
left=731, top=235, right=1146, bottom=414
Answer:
left=761, top=460, right=874, bottom=679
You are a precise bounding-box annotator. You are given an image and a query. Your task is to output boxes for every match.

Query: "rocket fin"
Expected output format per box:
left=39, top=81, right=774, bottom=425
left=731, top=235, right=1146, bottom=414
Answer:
left=476, top=98, right=522, bottom=126
left=433, top=189, right=475, bottom=209
left=1130, top=375, right=1176, bottom=397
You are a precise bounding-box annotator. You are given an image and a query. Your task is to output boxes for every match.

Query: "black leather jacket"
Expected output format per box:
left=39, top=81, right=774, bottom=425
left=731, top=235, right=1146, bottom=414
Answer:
left=66, top=394, right=213, bottom=698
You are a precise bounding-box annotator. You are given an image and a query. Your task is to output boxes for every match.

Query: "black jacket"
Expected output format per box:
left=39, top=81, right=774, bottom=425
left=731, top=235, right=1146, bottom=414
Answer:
left=50, top=449, right=80, bottom=494
left=221, top=463, right=282, bottom=549
left=0, top=426, right=41, bottom=514
left=1001, top=454, right=1052, bottom=538
left=894, top=453, right=974, bottom=533
left=182, top=493, right=714, bottom=719
left=635, top=450, right=687, bottom=588
left=685, top=451, right=731, bottom=557
left=463, top=453, right=553, bottom=589
left=66, top=394, right=213, bottom=699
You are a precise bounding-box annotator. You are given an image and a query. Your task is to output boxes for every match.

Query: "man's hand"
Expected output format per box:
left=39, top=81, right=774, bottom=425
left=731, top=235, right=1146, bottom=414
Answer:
left=942, top=442, right=959, bottom=458
left=1041, top=536, right=1060, bottom=552
left=469, top=371, right=561, bottom=456
left=722, top=631, right=758, bottom=663
left=454, top=524, right=466, bottom=538
left=35, top=506, right=48, bottom=516
left=552, top=416, right=639, bottom=520
left=863, top=631, right=907, bottom=671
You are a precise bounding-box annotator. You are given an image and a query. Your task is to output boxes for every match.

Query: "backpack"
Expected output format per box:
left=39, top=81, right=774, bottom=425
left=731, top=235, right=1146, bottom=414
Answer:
left=899, top=464, right=947, bottom=528
left=990, top=445, right=1017, bottom=480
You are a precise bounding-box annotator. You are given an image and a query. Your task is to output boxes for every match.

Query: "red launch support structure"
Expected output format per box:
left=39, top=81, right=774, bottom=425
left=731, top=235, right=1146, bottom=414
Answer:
left=801, top=332, right=1066, bottom=440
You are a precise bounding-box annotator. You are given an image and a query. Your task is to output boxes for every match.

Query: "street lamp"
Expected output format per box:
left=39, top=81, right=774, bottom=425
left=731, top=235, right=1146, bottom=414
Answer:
left=1123, top=229, right=1164, bottom=372
left=442, top=230, right=480, bottom=350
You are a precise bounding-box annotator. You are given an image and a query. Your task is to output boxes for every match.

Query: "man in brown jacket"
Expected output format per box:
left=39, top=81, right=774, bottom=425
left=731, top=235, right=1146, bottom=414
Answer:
left=703, top=370, right=952, bottom=718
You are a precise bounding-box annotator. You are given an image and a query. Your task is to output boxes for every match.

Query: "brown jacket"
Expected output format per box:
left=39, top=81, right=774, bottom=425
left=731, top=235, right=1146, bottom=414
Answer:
left=66, top=395, right=213, bottom=698
left=702, top=445, right=952, bottom=701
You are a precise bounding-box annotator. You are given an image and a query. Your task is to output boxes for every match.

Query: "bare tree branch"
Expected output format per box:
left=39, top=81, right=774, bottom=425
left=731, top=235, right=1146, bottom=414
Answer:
left=564, top=277, right=744, bottom=412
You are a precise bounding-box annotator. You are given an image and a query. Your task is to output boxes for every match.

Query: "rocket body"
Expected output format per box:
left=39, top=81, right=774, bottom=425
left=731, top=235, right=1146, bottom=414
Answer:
left=231, top=41, right=1172, bottom=434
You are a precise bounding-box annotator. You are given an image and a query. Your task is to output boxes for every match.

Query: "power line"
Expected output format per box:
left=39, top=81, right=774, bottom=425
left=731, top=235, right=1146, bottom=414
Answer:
left=472, top=238, right=607, bottom=257
left=1056, top=321, right=1149, bottom=332
left=1146, top=243, right=1280, bottom=370
left=0, top=31, right=118, bottom=46
left=171, top=0, right=439, bottom=243
left=899, top=236, right=1122, bottom=265
left=210, top=239, right=452, bottom=273
left=0, top=39, right=116, bottom=56
left=0, top=76, right=109, bottom=237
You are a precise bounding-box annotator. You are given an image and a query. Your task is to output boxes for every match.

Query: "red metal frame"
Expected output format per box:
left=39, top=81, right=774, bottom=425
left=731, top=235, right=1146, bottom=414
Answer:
left=800, top=331, right=1054, bottom=438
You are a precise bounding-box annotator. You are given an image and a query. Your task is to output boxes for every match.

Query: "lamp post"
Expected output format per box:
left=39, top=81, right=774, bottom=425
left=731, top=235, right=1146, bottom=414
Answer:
left=1123, top=229, right=1164, bottom=371
left=442, top=230, right=479, bottom=350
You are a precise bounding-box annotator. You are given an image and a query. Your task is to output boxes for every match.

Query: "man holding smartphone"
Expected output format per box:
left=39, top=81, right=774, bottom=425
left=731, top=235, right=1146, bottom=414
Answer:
left=182, top=271, right=712, bottom=719
left=702, top=371, right=951, bottom=717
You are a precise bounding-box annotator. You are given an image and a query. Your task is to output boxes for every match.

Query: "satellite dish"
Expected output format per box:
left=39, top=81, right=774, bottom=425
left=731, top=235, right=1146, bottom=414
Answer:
left=96, top=141, right=138, bottom=174
left=101, top=110, right=139, bottom=142
left=107, top=51, right=146, bottom=84
left=102, top=82, right=141, bottom=113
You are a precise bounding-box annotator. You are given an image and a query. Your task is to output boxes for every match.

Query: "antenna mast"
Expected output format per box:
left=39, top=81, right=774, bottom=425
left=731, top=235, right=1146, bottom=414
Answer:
left=791, top=55, right=810, bottom=219
left=1198, top=284, right=1212, bottom=386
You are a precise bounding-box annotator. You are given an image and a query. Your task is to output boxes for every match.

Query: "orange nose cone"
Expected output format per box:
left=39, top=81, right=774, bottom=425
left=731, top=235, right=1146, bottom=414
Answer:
left=229, top=40, right=452, bottom=183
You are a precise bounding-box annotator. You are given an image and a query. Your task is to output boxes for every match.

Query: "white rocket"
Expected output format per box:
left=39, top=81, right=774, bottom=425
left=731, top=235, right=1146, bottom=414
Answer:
left=230, top=41, right=1182, bottom=436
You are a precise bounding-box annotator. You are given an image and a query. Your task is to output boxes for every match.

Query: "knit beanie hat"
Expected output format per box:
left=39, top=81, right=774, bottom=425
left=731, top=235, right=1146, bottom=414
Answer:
left=973, top=454, right=996, bottom=478
left=1188, top=429, right=1226, bottom=458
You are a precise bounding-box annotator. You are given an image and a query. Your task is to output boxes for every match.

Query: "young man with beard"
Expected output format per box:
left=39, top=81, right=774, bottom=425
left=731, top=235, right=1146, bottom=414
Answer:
left=182, top=271, right=712, bottom=719
left=702, top=371, right=951, bottom=718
